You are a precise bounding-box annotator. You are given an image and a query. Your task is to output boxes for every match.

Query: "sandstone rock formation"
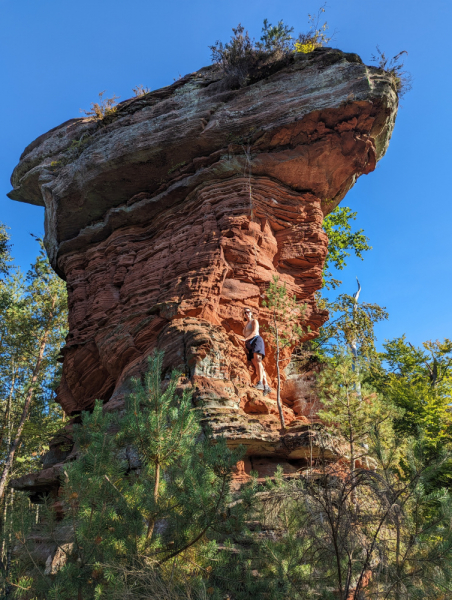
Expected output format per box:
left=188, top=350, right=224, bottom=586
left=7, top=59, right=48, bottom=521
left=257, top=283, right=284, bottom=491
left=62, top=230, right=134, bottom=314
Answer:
left=8, top=48, right=398, bottom=496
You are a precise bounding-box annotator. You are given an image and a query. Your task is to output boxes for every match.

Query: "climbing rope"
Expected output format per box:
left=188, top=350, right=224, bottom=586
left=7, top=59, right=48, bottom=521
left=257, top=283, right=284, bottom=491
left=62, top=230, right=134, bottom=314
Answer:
left=242, top=145, right=258, bottom=280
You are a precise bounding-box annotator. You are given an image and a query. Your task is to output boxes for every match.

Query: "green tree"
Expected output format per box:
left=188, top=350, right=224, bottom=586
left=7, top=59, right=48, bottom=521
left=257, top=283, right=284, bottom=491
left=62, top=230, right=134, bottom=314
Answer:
left=0, top=236, right=67, bottom=596
left=0, top=223, right=12, bottom=278
left=315, top=288, right=388, bottom=362
left=0, top=242, right=67, bottom=500
left=12, top=352, right=245, bottom=599
left=322, top=206, right=372, bottom=289
left=370, top=336, right=452, bottom=488
left=263, top=275, right=307, bottom=429
left=222, top=359, right=452, bottom=600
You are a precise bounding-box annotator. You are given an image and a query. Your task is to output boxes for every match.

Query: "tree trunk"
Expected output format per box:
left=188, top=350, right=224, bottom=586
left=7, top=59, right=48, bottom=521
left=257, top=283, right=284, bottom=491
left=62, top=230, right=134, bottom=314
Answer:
left=146, top=461, right=160, bottom=540
left=0, top=334, right=47, bottom=500
left=4, top=489, right=14, bottom=599
left=351, top=279, right=362, bottom=400
left=395, top=510, right=401, bottom=600
left=274, top=311, right=285, bottom=429
left=0, top=374, right=14, bottom=562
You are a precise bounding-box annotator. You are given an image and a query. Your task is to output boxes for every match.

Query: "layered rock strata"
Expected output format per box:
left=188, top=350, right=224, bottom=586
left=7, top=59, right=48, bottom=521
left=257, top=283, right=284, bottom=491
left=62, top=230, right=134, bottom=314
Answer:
left=8, top=48, right=398, bottom=496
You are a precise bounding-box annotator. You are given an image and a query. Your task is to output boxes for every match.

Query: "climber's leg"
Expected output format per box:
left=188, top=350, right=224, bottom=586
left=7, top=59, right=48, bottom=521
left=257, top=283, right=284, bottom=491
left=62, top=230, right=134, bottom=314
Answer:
left=253, top=353, right=267, bottom=386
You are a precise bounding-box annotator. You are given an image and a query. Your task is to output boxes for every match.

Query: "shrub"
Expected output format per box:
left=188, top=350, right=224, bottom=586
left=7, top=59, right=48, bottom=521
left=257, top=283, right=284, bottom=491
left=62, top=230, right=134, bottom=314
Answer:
left=256, top=19, right=295, bottom=58
left=371, top=46, right=412, bottom=98
left=210, top=23, right=258, bottom=87
left=133, top=84, right=150, bottom=97
left=294, top=5, right=331, bottom=54
left=81, top=90, right=120, bottom=121
left=210, top=10, right=331, bottom=87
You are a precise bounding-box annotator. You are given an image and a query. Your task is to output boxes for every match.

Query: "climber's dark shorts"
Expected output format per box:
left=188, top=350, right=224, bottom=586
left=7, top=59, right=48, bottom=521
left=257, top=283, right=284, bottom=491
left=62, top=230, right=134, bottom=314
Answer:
left=245, top=335, right=266, bottom=362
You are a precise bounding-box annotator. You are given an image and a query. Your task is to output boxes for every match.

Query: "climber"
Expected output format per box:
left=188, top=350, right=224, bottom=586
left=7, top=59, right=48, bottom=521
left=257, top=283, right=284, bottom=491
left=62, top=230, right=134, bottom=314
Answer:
left=243, top=307, right=271, bottom=396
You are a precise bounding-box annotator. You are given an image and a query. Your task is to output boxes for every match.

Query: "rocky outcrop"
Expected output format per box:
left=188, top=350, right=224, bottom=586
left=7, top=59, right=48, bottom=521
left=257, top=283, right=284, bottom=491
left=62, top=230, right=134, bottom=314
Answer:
left=8, top=48, right=398, bottom=494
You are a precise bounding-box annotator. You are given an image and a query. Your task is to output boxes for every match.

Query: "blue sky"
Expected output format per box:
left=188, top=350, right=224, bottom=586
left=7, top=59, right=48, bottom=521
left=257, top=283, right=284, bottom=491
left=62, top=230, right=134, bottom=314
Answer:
left=1, top=0, right=450, bottom=348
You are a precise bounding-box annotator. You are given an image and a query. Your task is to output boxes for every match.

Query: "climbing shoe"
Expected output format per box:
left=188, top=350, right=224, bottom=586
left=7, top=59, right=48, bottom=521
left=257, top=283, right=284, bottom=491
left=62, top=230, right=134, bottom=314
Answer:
left=263, top=385, right=271, bottom=396
left=254, top=381, right=264, bottom=391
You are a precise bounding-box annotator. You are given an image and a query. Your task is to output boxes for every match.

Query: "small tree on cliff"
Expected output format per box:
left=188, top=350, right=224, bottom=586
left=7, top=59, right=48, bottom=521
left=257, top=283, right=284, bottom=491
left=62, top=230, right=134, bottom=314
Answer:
left=263, top=276, right=307, bottom=429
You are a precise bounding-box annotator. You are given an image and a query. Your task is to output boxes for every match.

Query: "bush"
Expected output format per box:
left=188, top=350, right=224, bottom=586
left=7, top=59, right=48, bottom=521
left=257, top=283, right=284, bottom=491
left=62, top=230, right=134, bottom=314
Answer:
left=132, top=84, right=150, bottom=97
left=210, top=10, right=331, bottom=88
left=294, top=5, right=331, bottom=54
left=81, top=90, right=120, bottom=121
left=256, top=19, right=295, bottom=58
left=210, top=24, right=258, bottom=87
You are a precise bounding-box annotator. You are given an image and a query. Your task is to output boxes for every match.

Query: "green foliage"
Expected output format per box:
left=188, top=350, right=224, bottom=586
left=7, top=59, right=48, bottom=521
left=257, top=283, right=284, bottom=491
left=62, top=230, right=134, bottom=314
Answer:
left=382, top=336, right=452, bottom=390
left=210, top=10, right=331, bottom=86
left=263, top=275, right=307, bottom=427
left=294, top=5, right=331, bottom=54
left=263, top=275, right=307, bottom=352
left=12, top=352, right=245, bottom=598
left=256, top=19, right=294, bottom=57
left=372, top=336, right=452, bottom=447
left=208, top=356, right=452, bottom=600
left=0, top=239, right=68, bottom=467
left=0, top=235, right=67, bottom=596
left=0, top=223, right=12, bottom=278
left=368, top=336, right=452, bottom=489
left=220, top=359, right=452, bottom=600
left=322, top=206, right=372, bottom=289
left=3, top=225, right=450, bottom=599
left=317, top=353, right=399, bottom=468
left=316, top=292, right=388, bottom=360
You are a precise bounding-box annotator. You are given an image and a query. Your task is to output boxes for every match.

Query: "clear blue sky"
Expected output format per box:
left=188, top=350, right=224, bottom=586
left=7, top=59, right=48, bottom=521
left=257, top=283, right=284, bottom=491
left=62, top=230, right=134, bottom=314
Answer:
left=1, top=0, right=450, bottom=348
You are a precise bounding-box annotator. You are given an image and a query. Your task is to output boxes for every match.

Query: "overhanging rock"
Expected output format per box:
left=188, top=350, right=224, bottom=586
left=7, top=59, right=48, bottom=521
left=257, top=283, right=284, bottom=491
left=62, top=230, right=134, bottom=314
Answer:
left=8, top=47, right=398, bottom=494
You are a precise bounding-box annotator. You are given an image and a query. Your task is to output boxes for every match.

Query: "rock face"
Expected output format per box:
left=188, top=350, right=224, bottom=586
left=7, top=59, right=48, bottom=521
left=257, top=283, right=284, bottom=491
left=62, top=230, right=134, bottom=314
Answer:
left=8, top=48, right=398, bottom=494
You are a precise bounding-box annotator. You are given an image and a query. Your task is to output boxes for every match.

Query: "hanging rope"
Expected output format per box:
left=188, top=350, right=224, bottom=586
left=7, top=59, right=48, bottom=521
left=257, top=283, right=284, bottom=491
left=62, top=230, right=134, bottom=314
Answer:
left=242, top=145, right=258, bottom=280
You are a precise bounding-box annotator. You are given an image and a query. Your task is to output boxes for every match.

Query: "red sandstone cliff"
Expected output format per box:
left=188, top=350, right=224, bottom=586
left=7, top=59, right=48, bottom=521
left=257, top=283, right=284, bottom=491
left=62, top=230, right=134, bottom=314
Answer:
left=8, top=48, right=398, bottom=496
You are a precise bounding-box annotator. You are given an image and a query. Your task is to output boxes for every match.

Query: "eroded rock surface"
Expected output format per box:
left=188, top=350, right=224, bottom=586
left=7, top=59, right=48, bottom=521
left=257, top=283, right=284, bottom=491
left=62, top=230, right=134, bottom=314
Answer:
left=9, top=48, right=398, bottom=492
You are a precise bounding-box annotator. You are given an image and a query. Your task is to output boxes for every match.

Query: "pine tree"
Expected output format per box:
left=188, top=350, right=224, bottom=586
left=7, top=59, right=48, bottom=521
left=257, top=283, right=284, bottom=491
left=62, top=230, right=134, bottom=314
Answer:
left=12, top=351, right=246, bottom=599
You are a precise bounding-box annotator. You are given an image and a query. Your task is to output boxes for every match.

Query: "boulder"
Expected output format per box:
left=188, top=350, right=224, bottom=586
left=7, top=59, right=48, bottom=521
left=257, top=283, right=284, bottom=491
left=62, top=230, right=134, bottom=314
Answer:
left=8, top=48, right=398, bottom=492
